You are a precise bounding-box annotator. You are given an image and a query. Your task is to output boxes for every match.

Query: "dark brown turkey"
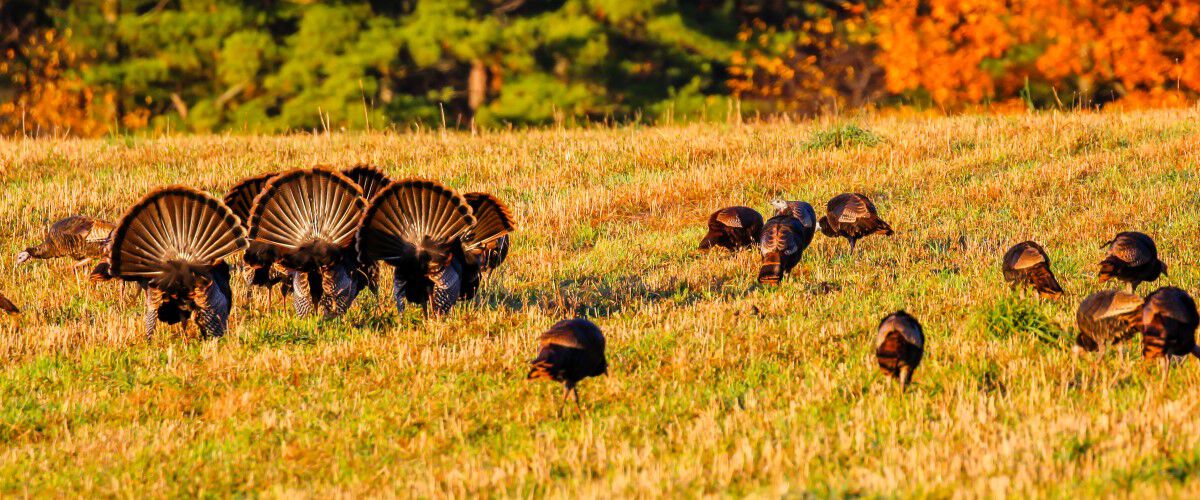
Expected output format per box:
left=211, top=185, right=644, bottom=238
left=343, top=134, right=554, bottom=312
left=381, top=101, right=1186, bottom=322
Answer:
left=0, top=292, right=18, bottom=315
left=340, top=165, right=395, bottom=298
left=1098, top=232, right=1166, bottom=292
left=757, top=200, right=816, bottom=284
left=357, top=179, right=515, bottom=316
left=698, top=206, right=763, bottom=251
left=818, top=193, right=894, bottom=255
left=461, top=192, right=516, bottom=299
left=1074, top=290, right=1144, bottom=352
left=245, top=167, right=368, bottom=318
left=1141, top=287, right=1200, bottom=361
left=875, top=310, right=924, bottom=391
left=1002, top=241, right=1064, bottom=298
left=527, top=318, right=608, bottom=417
left=17, top=216, right=115, bottom=274
left=108, top=187, right=246, bottom=339
left=224, top=172, right=291, bottom=303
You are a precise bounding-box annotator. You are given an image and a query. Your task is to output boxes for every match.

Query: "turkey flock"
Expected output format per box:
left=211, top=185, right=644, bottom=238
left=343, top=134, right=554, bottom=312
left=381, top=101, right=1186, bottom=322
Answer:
left=5, top=165, right=1198, bottom=414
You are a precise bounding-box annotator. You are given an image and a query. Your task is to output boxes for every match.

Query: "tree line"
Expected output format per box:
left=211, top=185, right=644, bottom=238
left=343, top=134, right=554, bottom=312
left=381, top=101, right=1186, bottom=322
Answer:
left=1, top=1, right=1196, bottom=136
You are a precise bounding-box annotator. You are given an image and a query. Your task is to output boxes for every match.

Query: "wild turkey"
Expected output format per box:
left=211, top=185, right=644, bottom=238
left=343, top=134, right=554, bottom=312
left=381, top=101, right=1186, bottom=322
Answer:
left=357, top=179, right=514, bottom=315
left=107, top=186, right=246, bottom=338
left=1075, top=290, right=1144, bottom=352
left=341, top=164, right=392, bottom=201
left=462, top=192, right=516, bottom=294
left=875, top=310, right=924, bottom=391
left=0, top=292, right=18, bottom=315
left=527, top=318, right=608, bottom=417
left=1141, top=287, right=1200, bottom=361
left=1002, top=241, right=1064, bottom=298
left=698, top=206, right=763, bottom=251
left=818, top=193, right=894, bottom=255
left=340, top=165, right=395, bottom=297
left=757, top=203, right=816, bottom=284
left=1098, top=232, right=1166, bottom=292
left=17, top=216, right=115, bottom=274
left=223, top=172, right=291, bottom=303
left=245, top=167, right=368, bottom=318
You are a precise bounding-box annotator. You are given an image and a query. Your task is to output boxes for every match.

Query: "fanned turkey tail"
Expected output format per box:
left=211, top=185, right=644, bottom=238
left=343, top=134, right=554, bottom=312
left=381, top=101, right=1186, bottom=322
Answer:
left=109, top=186, right=246, bottom=338
left=460, top=192, right=516, bottom=299
left=247, top=166, right=366, bottom=317
left=358, top=179, right=476, bottom=315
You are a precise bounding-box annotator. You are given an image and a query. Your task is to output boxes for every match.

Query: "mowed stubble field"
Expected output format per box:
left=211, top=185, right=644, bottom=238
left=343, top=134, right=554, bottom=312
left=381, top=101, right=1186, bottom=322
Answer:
left=0, top=109, right=1198, bottom=496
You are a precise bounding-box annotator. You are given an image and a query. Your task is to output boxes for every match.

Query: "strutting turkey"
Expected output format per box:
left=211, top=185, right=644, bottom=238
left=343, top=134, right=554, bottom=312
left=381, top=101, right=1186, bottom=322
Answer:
left=875, top=310, right=925, bottom=391
left=1098, top=232, right=1166, bottom=293
left=224, top=172, right=291, bottom=303
left=818, top=193, right=894, bottom=255
left=1002, top=241, right=1064, bottom=298
left=527, top=318, right=608, bottom=417
left=698, top=206, right=763, bottom=251
left=357, top=179, right=515, bottom=316
left=757, top=200, right=816, bottom=285
left=461, top=192, right=516, bottom=299
left=108, top=186, right=246, bottom=339
left=340, top=165, right=395, bottom=297
left=18, top=216, right=114, bottom=276
left=246, top=167, right=368, bottom=318
left=1074, top=290, right=1144, bottom=353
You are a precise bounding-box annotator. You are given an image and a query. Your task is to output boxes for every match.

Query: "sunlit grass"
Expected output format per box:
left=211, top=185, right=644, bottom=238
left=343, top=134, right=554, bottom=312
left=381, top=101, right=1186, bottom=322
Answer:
left=0, top=109, right=1199, bottom=495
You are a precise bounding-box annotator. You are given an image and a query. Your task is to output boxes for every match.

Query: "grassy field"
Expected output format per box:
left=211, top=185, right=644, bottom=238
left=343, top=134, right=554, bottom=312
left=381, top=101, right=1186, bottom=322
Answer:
left=0, top=109, right=1199, bottom=496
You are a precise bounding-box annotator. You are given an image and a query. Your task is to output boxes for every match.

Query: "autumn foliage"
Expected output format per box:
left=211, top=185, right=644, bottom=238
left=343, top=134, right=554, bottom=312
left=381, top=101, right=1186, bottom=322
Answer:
left=1, top=1, right=1198, bottom=136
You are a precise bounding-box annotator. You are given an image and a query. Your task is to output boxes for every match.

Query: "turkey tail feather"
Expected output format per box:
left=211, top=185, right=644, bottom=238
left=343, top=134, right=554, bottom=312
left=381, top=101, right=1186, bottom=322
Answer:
left=357, top=179, right=476, bottom=264
left=463, top=192, right=516, bottom=251
left=247, top=167, right=365, bottom=270
left=223, top=172, right=276, bottom=230
left=110, top=186, right=246, bottom=290
left=341, top=164, right=392, bottom=201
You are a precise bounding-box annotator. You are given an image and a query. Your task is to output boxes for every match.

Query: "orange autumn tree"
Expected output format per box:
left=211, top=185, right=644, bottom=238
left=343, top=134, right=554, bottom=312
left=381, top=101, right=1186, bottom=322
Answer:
left=875, top=0, right=1200, bottom=109
left=0, top=28, right=111, bottom=136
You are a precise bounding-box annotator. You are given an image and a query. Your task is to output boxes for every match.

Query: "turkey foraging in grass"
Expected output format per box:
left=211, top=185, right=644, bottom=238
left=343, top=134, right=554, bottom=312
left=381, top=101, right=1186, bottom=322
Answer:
left=818, top=193, right=894, bottom=255
left=246, top=167, right=369, bottom=318
left=698, top=206, right=763, bottom=251
left=357, top=179, right=514, bottom=315
left=1140, top=287, right=1200, bottom=361
left=527, top=318, right=608, bottom=417
left=17, top=216, right=114, bottom=275
left=108, top=187, right=246, bottom=339
left=757, top=201, right=816, bottom=284
left=1002, top=241, right=1064, bottom=298
left=1098, top=232, right=1166, bottom=293
left=875, top=310, right=924, bottom=391
left=461, top=192, right=516, bottom=300
left=1074, top=290, right=1144, bottom=353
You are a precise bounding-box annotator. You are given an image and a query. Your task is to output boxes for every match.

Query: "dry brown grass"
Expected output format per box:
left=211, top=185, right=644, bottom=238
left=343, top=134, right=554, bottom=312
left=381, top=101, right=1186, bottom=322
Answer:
left=0, top=109, right=1199, bottom=496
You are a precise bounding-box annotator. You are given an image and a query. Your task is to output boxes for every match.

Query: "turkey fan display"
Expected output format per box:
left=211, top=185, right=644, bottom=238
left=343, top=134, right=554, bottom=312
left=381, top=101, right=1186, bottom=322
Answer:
left=757, top=200, right=816, bottom=284
left=108, top=186, right=246, bottom=338
left=875, top=310, right=924, bottom=390
left=1098, top=232, right=1166, bottom=293
left=527, top=318, right=608, bottom=417
left=224, top=172, right=291, bottom=303
left=1075, top=290, right=1144, bottom=352
left=818, top=193, right=894, bottom=255
left=698, top=206, right=763, bottom=251
left=341, top=164, right=393, bottom=201
left=340, top=165, right=395, bottom=297
left=246, top=167, right=368, bottom=318
left=461, top=192, right=516, bottom=299
left=1140, top=287, right=1200, bottom=361
left=1002, top=241, right=1064, bottom=298
left=17, top=216, right=115, bottom=274
left=357, top=179, right=515, bottom=315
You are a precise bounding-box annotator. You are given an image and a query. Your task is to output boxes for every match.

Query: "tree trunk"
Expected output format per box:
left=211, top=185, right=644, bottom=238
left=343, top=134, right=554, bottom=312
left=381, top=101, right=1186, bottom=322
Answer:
left=468, top=60, right=487, bottom=111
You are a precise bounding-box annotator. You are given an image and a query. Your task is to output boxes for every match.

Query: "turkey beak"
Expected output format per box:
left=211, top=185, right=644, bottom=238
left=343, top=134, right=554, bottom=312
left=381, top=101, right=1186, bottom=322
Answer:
left=16, top=252, right=30, bottom=265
